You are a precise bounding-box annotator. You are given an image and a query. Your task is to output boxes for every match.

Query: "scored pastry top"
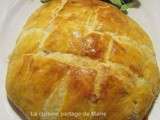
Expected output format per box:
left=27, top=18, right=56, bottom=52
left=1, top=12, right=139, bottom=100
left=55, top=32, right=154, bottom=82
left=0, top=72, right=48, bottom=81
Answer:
left=6, top=0, right=160, bottom=120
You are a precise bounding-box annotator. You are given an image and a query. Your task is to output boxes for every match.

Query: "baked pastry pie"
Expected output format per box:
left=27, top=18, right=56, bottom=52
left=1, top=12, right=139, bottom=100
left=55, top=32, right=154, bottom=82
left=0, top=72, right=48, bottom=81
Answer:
left=6, top=0, right=160, bottom=120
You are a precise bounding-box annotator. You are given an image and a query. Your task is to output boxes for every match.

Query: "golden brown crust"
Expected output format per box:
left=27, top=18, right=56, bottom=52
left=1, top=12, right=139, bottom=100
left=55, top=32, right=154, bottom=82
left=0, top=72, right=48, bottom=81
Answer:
left=6, top=0, right=160, bottom=120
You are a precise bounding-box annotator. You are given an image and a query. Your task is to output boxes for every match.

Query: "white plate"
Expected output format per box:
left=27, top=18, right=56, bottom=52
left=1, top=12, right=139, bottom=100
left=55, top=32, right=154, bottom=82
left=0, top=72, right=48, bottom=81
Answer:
left=0, top=0, right=160, bottom=120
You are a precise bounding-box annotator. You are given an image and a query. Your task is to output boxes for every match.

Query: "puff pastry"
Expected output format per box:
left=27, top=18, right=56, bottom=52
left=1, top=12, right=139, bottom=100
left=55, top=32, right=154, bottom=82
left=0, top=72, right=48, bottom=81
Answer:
left=6, top=0, right=160, bottom=120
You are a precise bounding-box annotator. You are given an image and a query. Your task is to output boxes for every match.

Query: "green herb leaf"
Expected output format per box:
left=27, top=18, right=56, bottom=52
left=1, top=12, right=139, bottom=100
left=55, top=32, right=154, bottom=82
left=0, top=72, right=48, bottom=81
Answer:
left=120, top=4, right=129, bottom=11
left=108, top=0, right=134, bottom=12
left=109, top=0, right=122, bottom=7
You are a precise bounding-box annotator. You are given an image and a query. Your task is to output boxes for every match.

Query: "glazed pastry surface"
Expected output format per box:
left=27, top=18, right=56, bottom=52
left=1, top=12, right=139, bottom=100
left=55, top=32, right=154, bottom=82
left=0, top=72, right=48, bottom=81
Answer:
left=6, top=0, right=160, bottom=120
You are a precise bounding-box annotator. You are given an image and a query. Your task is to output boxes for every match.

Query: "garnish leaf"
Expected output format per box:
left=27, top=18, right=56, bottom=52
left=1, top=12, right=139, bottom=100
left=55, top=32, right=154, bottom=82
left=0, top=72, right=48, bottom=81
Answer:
left=108, top=0, right=133, bottom=12
left=109, top=0, right=122, bottom=7
left=120, top=4, right=129, bottom=11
